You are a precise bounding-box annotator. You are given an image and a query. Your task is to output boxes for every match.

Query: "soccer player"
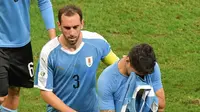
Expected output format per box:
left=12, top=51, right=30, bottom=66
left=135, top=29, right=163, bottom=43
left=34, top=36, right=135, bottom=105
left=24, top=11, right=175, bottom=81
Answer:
left=34, top=5, right=119, bottom=112
left=0, top=0, right=56, bottom=112
left=98, top=43, right=165, bottom=112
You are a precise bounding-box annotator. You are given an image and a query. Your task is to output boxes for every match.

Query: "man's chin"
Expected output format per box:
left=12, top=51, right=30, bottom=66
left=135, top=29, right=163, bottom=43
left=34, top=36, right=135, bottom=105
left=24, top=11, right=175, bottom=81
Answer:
left=69, top=41, right=77, bottom=46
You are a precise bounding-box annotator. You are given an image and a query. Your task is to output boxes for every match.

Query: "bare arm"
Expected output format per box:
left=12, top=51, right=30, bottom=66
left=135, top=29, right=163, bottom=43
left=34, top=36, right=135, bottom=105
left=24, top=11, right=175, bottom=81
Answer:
left=40, top=90, right=76, bottom=112
left=100, top=110, right=115, bottom=112
left=37, top=0, right=56, bottom=39
left=47, top=28, right=56, bottom=39
left=155, top=88, right=166, bottom=112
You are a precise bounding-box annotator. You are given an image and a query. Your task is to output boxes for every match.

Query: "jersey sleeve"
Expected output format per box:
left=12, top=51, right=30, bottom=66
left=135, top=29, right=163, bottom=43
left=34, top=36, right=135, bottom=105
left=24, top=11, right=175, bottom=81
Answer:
left=98, top=74, right=115, bottom=110
left=38, top=0, right=55, bottom=30
left=151, top=62, right=163, bottom=92
left=92, top=33, right=118, bottom=62
left=94, top=32, right=111, bottom=59
left=34, top=48, right=54, bottom=91
left=82, top=31, right=119, bottom=64
left=96, top=33, right=119, bottom=64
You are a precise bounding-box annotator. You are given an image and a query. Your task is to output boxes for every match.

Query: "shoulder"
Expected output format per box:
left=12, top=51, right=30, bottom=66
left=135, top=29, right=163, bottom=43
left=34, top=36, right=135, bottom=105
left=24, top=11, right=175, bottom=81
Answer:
left=98, top=62, right=124, bottom=90
left=154, top=62, right=160, bottom=69
left=99, top=63, right=118, bottom=79
left=98, top=64, right=116, bottom=86
left=146, top=62, right=162, bottom=83
left=82, top=30, right=108, bottom=42
left=40, top=37, right=60, bottom=58
left=82, top=31, right=111, bottom=56
left=98, top=64, right=118, bottom=95
left=153, top=62, right=161, bottom=75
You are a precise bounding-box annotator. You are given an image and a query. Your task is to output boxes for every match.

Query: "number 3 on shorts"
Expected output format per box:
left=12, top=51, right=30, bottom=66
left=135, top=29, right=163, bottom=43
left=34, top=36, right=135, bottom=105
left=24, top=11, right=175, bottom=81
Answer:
left=28, top=62, right=34, bottom=77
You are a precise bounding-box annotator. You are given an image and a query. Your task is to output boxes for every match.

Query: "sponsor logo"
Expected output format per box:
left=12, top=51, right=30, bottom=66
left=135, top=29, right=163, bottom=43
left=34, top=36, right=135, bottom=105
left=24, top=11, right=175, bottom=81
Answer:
left=39, top=71, right=46, bottom=77
left=41, top=57, right=46, bottom=64
left=57, top=66, right=64, bottom=70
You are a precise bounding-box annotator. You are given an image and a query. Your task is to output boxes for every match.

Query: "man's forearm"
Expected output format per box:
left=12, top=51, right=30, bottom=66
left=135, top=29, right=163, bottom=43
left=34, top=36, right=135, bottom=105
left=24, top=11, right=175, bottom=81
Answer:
left=158, top=108, right=165, bottom=112
left=156, top=88, right=166, bottom=111
left=48, top=28, right=56, bottom=39
left=40, top=90, right=76, bottom=112
left=158, top=98, right=165, bottom=112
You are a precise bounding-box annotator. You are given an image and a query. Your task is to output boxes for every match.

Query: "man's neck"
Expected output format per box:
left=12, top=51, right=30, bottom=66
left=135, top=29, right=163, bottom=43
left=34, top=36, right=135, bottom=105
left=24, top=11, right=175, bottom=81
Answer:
left=118, top=57, right=129, bottom=76
left=59, top=33, right=82, bottom=52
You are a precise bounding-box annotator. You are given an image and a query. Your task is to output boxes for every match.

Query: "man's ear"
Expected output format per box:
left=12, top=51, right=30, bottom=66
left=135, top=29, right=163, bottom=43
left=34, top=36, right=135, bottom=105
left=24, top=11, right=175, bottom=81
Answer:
left=81, top=19, right=84, bottom=29
left=123, top=55, right=127, bottom=58
left=125, top=56, right=130, bottom=63
left=57, top=21, right=61, bottom=31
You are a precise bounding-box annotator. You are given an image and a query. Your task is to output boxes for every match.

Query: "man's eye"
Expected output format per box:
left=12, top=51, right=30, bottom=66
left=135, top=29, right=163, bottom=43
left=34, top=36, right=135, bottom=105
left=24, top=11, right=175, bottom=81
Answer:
left=73, top=26, right=78, bottom=29
left=64, top=27, right=71, bottom=30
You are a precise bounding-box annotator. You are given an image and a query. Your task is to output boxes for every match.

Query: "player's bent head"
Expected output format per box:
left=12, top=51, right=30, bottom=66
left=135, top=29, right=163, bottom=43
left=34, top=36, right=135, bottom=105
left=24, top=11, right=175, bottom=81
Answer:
left=128, top=43, right=156, bottom=75
left=58, top=4, right=83, bottom=23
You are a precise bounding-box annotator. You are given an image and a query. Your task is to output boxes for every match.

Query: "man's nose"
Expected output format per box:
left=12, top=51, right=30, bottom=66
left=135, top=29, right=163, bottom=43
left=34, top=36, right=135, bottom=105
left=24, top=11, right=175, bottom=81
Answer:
left=69, top=28, right=75, bottom=35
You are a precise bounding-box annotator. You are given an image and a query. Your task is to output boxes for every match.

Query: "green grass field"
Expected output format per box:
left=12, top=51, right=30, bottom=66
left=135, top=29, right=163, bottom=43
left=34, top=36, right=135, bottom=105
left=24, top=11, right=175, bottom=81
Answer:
left=19, top=0, right=200, bottom=111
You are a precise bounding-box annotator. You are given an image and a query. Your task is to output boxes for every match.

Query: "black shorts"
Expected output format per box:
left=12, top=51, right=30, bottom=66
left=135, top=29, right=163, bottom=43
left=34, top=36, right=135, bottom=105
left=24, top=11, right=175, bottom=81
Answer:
left=0, top=42, right=34, bottom=96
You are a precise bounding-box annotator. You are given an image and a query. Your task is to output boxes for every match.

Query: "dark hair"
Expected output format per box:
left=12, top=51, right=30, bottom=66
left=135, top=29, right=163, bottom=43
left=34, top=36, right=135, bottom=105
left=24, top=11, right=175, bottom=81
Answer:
left=58, top=5, right=83, bottom=23
left=128, top=43, right=156, bottom=75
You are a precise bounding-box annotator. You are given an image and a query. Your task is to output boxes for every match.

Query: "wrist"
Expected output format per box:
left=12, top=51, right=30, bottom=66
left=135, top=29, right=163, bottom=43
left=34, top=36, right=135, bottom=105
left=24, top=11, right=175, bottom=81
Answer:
left=158, top=108, right=165, bottom=112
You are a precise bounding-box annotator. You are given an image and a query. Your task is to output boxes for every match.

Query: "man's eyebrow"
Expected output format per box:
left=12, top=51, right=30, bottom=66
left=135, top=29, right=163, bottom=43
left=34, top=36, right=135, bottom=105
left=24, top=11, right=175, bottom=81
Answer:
left=64, top=25, right=79, bottom=29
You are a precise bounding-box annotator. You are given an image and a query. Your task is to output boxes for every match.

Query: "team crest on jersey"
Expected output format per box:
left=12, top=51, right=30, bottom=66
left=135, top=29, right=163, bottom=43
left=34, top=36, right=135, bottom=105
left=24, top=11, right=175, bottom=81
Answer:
left=85, top=56, right=93, bottom=67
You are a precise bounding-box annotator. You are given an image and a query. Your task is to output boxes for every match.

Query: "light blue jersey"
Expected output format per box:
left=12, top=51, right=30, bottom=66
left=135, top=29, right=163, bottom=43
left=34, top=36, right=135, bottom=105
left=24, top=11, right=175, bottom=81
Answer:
left=98, top=61, right=162, bottom=111
left=120, top=72, right=158, bottom=112
left=0, top=0, right=55, bottom=47
left=34, top=31, right=111, bottom=112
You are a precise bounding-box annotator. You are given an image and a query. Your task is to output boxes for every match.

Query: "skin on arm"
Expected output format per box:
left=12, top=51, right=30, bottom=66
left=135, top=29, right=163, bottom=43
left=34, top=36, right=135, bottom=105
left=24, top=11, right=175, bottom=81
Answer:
left=38, top=0, right=56, bottom=39
left=102, top=50, right=119, bottom=65
left=155, top=88, right=165, bottom=112
left=47, top=28, right=56, bottom=39
left=40, top=90, right=77, bottom=112
left=150, top=63, right=165, bottom=111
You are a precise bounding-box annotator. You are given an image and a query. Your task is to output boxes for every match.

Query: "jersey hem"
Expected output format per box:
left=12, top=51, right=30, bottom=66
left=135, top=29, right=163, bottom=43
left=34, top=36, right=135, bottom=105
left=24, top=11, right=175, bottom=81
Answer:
left=34, top=85, right=53, bottom=91
left=0, top=39, right=30, bottom=48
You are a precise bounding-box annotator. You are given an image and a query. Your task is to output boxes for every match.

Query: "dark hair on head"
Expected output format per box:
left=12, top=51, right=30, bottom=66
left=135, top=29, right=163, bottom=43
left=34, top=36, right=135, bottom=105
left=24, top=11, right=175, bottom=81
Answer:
left=58, top=5, right=83, bottom=23
left=128, top=43, right=156, bottom=75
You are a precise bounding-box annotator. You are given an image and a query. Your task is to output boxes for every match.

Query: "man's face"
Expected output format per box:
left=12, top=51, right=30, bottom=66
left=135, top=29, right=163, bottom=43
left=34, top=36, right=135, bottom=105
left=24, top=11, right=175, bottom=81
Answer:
left=126, top=64, right=137, bottom=76
left=58, top=13, right=83, bottom=46
left=125, top=57, right=144, bottom=77
left=127, top=65, right=145, bottom=77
